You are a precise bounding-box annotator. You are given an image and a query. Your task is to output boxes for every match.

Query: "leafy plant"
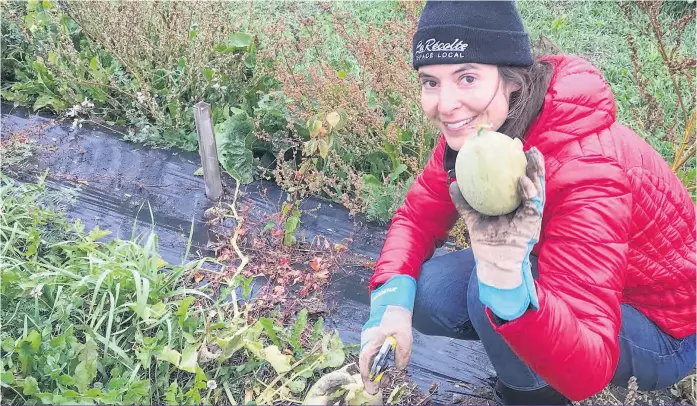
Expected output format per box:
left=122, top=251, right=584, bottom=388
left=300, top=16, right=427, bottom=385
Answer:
left=0, top=174, right=360, bottom=405
left=252, top=2, right=434, bottom=222
left=619, top=1, right=695, bottom=197
left=1, top=0, right=256, bottom=151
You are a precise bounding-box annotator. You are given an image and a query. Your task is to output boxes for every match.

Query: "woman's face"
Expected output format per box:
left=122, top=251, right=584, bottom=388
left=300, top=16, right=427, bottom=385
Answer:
left=419, top=63, right=519, bottom=151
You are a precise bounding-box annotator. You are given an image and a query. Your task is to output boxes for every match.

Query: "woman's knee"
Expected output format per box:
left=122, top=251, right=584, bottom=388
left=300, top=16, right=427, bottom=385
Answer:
left=611, top=304, right=697, bottom=391
left=412, top=249, right=479, bottom=339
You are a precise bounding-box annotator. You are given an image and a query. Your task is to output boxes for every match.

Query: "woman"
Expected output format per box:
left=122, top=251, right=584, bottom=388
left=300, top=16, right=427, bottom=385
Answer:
left=358, top=1, right=696, bottom=404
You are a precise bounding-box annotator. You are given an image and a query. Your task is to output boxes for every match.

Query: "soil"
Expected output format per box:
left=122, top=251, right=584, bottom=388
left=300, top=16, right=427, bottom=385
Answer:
left=1, top=102, right=694, bottom=405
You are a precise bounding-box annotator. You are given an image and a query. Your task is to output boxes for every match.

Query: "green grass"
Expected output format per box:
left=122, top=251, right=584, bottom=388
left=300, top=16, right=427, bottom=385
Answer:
left=0, top=174, right=361, bottom=405
left=519, top=0, right=695, bottom=161
left=237, top=0, right=694, bottom=166
left=2, top=0, right=693, bottom=222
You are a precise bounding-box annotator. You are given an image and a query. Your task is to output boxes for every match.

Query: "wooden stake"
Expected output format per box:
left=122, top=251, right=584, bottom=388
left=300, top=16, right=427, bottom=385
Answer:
left=194, top=101, right=223, bottom=200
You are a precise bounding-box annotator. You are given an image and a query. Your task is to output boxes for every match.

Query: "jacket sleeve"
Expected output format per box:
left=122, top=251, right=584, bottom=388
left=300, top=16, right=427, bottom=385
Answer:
left=486, top=155, right=633, bottom=401
left=368, top=135, right=460, bottom=291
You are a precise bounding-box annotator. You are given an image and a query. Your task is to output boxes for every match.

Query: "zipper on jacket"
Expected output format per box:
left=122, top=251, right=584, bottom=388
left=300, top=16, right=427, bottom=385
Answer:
left=443, top=144, right=457, bottom=185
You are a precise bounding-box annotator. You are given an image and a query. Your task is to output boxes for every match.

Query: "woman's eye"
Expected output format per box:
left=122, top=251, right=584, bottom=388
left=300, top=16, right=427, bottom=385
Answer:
left=460, top=75, right=476, bottom=84
left=422, top=80, right=437, bottom=88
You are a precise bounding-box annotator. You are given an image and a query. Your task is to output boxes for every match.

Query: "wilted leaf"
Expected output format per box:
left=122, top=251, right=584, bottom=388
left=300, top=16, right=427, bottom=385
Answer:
left=326, top=112, right=341, bottom=128
left=179, top=345, right=198, bottom=373
left=215, top=332, right=245, bottom=360
left=318, top=333, right=345, bottom=369
left=262, top=345, right=292, bottom=374
left=215, top=113, right=255, bottom=184
left=74, top=336, right=98, bottom=393
left=229, top=32, right=252, bottom=48
left=308, top=117, right=322, bottom=138
left=289, top=378, right=306, bottom=394
left=157, top=346, right=182, bottom=367
left=310, top=257, right=321, bottom=272
left=317, top=139, right=330, bottom=159
left=245, top=340, right=263, bottom=359
left=387, top=384, right=407, bottom=404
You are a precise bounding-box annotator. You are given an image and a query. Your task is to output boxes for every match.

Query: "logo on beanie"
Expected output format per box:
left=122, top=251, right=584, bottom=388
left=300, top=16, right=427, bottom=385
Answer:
left=415, top=38, right=468, bottom=62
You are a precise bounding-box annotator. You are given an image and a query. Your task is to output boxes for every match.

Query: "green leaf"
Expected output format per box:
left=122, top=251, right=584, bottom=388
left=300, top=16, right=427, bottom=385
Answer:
left=87, top=225, right=111, bottom=242
left=215, top=44, right=230, bottom=53
left=194, top=167, right=204, bottom=176
left=388, top=163, right=408, bottom=183
left=23, top=376, right=38, bottom=395
left=244, top=340, right=263, bottom=359
left=33, top=94, right=64, bottom=111
left=304, top=139, right=318, bottom=156
left=337, top=71, right=347, bottom=79
left=17, top=330, right=41, bottom=375
left=319, top=333, right=345, bottom=369
left=214, top=113, right=255, bottom=184
left=157, top=346, right=182, bottom=367
left=551, top=15, right=567, bottom=31
left=228, top=32, right=252, bottom=49
left=203, top=68, right=214, bottom=82
left=177, top=297, right=195, bottom=327
left=57, top=374, right=74, bottom=386
left=86, top=388, right=102, bottom=397
left=89, top=56, right=99, bottom=71
left=284, top=216, right=300, bottom=234
left=2, top=337, right=16, bottom=353
left=74, top=335, right=98, bottom=393
left=289, top=308, right=308, bottom=356
left=262, top=345, right=292, bottom=374
left=259, top=318, right=280, bottom=347
left=166, top=382, right=180, bottom=404
left=179, top=345, right=198, bottom=373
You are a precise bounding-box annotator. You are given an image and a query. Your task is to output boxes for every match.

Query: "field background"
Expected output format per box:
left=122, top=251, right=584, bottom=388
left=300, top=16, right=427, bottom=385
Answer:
left=1, top=1, right=695, bottom=405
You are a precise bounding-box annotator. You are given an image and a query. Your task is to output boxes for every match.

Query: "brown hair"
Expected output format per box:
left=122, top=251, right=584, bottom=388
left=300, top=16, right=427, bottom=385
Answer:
left=497, top=59, right=554, bottom=140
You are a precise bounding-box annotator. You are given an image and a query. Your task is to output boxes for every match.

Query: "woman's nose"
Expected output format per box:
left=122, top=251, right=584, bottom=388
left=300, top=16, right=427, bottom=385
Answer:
left=438, top=86, right=463, bottom=116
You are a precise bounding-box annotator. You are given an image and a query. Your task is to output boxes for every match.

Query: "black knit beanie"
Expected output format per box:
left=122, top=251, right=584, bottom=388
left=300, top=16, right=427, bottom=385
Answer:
left=412, top=0, right=533, bottom=69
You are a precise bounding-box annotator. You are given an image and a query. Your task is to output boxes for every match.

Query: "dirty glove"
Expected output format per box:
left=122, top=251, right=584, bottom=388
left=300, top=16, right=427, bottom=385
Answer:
left=449, top=147, right=546, bottom=321
left=359, top=275, right=415, bottom=395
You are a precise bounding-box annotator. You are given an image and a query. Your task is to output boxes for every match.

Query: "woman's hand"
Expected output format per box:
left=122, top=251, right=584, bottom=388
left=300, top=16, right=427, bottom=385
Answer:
left=449, top=147, right=546, bottom=320
left=358, top=275, right=416, bottom=395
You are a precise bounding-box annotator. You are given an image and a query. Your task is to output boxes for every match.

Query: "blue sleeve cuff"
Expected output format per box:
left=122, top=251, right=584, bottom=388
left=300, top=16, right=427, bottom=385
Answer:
left=362, top=275, right=417, bottom=350
left=369, top=275, right=417, bottom=311
left=477, top=261, right=539, bottom=321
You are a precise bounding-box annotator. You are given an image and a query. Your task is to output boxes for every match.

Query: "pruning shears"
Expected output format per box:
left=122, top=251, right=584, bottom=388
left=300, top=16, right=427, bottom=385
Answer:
left=368, top=336, right=396, bottom=383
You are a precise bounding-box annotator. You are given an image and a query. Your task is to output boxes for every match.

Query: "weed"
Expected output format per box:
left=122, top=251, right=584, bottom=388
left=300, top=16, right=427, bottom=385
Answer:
left=0, top=174, right=374, bottom=405
left=618, top=0, right=696, bottom=198
left=252, top=1, right=434, bottom=222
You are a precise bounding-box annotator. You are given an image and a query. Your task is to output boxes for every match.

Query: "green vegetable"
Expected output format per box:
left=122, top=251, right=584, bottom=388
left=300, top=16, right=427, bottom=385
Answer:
left=455, top=125, right=528, bottom=216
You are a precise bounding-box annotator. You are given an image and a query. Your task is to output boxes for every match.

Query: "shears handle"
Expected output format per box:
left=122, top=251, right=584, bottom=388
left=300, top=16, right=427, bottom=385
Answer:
left=368, top=336, right=397, bottom=383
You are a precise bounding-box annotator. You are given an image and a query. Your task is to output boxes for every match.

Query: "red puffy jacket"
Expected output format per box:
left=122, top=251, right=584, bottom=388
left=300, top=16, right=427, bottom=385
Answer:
left=368, top=54, right=696, bottom=401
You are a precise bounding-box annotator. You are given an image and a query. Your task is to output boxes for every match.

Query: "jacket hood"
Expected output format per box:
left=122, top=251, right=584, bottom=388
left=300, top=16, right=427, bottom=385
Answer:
left=522, top=54, right=617, bottom=155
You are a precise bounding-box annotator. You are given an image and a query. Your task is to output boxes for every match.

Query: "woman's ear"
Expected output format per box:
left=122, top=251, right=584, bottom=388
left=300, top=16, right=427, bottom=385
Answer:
left=508, top=81, right=522, bottom=93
